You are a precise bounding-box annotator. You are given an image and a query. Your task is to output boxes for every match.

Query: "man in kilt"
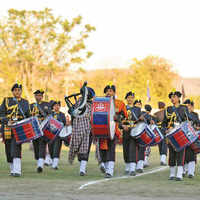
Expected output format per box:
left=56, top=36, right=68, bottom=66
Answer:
left=68, top=86, right=95, bottom=176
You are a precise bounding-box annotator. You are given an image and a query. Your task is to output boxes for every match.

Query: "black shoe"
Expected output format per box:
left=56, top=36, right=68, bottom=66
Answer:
left=105, top=173, right=112, bottom=178
left=175, top=177, right=183, bottom=181
left=188, top=174, right=194, bottom=178
left=100, top=166, right=106, bottom=174
left=80, top=172, right=85, bottom=176
left=44, top=163, right=49, bottom=167
left=160, top=162, right=167, bottom=166
left=37, top=167, right=43, bottom=173
left=130, top=171, right=136, bottom=176
left=9, top=173, right=14, bottom=176
left=136, top=169, right=143, bottom=173
left=183, top=173, right=186, bottom=177
left=13, top=173, right=21, bottom=177
left=168, top=177, right=175, bottom=180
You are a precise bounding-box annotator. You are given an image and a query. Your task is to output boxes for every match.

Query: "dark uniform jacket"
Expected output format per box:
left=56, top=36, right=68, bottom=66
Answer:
left=162, top=104, right=191, bottom=130
left=126, top=105, right=142, bottom=128
left=52, top=111, right=66, bottom=126
left=30, top=101, right=50, bottom=121
left=0, top=97, right=30, bottom=139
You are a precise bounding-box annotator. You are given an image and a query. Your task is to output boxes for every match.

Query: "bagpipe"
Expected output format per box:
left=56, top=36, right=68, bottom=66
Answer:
left=64, top=81, right=88, bottom=117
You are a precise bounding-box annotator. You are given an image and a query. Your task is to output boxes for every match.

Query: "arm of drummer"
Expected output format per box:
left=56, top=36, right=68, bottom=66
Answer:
left=25, top=100, right=31, bottom=118
left=61, top=113, right=67, bottom=126
left=0, top=98, right=8, bottom=125
left=120, top=103, right=132, bottom=131
left=161, top=109, right=172, bottom=134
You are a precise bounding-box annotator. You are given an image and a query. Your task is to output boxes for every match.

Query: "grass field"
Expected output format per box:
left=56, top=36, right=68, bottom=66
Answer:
left=0, top=143, right=200, bottom=200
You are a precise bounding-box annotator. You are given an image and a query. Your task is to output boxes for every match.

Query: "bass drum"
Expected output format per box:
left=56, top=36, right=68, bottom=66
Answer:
left=91, top=97, right=115, bottom=140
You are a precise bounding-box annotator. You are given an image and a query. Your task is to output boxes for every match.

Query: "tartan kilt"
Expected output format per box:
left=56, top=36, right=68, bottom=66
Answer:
left=68, top=128, right=91, bottom=164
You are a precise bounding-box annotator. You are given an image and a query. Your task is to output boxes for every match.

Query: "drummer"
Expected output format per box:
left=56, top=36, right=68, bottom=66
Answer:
left=30, top=89, right=51, bottom=173
left=48, top=100, right=66, bottom=170
left=122, top=91, right=143, bottom=175
left=183, top=99, right=200, bottom=178
left=99, top=83, right=128, bottom=178
left=162, top=90, right=192, bottom=181
left=68, top=86, right=95, bottom=176
left=0, top=83, right=30, bottom=177
left=154, top=101, right=168, bottom=166
left=142, top=104, right=156, bottom=168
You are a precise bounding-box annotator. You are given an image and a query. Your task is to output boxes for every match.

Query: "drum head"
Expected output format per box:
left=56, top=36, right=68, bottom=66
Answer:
left=130, top=122, right=146, bottom=137
left=59, top=125, right=72, bottom=138
left=109, top=97, right=116, bottom=140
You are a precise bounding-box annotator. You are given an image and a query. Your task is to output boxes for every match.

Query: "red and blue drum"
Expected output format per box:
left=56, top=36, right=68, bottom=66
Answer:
left=11, top=117, right=43, bottom=144
left=130, top=122, right=155, bottom=147
left=166, top=121, right=198, bottom=152
left=91, top=97, right=115, bottom=140
left=150, top=125, right=164, bottom=146
left=190, top=131, right=200, bottom=154
left=41, top=116, right=63, bottom=141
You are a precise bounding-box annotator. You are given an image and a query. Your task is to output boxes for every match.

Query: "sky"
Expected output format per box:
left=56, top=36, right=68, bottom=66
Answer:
left=0, top=0, right=200, bottom=77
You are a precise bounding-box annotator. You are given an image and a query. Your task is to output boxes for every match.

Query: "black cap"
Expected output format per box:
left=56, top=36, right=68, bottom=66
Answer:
left=168, top=91, right=182, bottom=99
left=51, top=100, right=61, bottom=109
left=11, top=83, right=22, bottom=91
left=104, top=85, right=116, bottom=94
left=134, top=99, right=142, bottom=105
left=145, top=104, right=152, bottom=112
left=184, top=99, right=194, bottom=106
left=34, top=89, right=44, bottom=95
left=125, top=91, right=135, bottom=99
left=158, top=101, right=165, bottom=109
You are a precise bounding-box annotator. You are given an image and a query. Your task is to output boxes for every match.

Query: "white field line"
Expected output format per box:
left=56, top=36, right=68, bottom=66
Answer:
left=79, top=166, right=168, bottom=190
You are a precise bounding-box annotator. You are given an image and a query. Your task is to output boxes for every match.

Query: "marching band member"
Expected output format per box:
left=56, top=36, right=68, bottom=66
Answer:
left=132, top=99, right=146, bottom=173
left=30, top=89, right=51, bottom=173
left=122, top=91, right=140, bottom=175
left=68, top=86, right=95, bottom=176
left=183, top=99, right=200, bottom=178
left=99, top=84, right=128, bottom=178
left=154, top=101, right=168, bottom=166
left=142, top=104, right=155, bottom=168
left=48, top=100, right=66, bottom=170
left=162, top=90, right=191, bottom=181
left=0, top=83, right=30, bottom=177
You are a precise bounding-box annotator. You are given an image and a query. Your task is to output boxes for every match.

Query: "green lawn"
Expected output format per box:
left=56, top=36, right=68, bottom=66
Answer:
left=0, top=143, right=200, bottom=200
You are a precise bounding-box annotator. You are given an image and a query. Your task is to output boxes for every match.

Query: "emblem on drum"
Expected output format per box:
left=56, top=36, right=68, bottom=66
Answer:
left=93, top=102, right=107, bottom=112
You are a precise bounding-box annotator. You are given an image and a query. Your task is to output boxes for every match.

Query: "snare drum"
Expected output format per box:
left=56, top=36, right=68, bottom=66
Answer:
left=130, top=122, right=155, bottom=147
left=11, top=117, right=43, bottom=144
left=41, top=116, right=63, bottom=141
left=91, top=97, right=115, bottom=140
left=166, top=121, right=198, bottom=152
left=59, top=125, right=72, bottom=145
left=190, top=131, right=200, bottom=154
left=150, top=125, right=164, bottom=146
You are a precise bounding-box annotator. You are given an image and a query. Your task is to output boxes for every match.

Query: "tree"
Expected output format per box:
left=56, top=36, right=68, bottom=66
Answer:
left=0, top=8, right=95, bottom=101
